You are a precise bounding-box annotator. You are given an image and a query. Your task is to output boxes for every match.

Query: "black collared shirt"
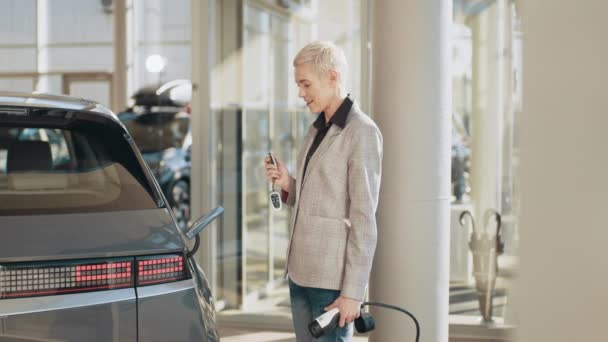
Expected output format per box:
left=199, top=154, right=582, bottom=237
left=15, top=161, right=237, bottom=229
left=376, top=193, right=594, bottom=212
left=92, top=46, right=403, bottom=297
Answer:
left=301, top=95, right=353, bottom=180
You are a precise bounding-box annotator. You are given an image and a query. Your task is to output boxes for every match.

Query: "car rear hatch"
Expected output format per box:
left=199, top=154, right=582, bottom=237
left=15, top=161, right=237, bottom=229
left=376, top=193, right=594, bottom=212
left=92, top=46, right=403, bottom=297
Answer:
left=0, top=210, right=183, bottom=263
left=0, top=210, right=176, bottom=341
left=0, top=210, right=214, bottom=342
left=0, top=106, right=210, bottom=341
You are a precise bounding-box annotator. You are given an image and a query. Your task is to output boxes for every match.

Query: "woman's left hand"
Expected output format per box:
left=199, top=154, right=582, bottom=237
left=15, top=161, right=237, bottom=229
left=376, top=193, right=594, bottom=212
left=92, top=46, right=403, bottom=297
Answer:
left=325, top=296, right=361, bottom=328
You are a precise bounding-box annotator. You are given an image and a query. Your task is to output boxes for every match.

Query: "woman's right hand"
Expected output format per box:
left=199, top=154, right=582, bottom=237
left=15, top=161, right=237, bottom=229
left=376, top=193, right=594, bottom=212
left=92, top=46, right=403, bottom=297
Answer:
left=264, top=155, right=291, bottom=192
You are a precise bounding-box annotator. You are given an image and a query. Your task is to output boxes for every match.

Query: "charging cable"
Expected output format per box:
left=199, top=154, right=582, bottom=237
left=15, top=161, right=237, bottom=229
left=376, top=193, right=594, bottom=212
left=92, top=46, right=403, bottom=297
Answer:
left=309, top=301, right=420, bottom=341
left=361, top=302, right=420, bottom=342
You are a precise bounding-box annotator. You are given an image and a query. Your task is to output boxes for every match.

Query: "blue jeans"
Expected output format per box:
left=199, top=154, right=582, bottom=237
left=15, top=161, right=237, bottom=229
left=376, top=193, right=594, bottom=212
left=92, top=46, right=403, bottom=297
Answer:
left=289, top=278, right=354, bottom=341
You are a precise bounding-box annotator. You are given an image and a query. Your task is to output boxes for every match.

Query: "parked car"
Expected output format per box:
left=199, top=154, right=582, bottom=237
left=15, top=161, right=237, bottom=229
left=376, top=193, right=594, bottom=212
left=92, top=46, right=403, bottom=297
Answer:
left=451, top=126, right=470, bottom=202
left=119, top=80, right=193, bottom=230
left=451, top=113, right=471, bottom=203
left=0, top=92, right=221, bottom=342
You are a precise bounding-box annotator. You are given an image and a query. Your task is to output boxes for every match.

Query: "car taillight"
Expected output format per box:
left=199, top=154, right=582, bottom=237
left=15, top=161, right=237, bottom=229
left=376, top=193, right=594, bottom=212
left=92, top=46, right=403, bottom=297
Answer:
left=0, top=255, right=190, bottom=300
left=0, top=259, right=133, bottom=300
left=136, top=255, right=188, bottom=286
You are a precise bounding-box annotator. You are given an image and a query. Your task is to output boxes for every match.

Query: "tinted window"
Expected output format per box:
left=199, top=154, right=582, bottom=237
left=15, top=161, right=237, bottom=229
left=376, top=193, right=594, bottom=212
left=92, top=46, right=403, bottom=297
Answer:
left=0, top=124, right=157, bottom=215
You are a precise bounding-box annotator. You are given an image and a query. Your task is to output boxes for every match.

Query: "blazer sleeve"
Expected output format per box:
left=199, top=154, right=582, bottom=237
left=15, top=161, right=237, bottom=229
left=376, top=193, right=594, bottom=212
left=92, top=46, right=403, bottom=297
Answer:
left=341, top=121, right=383, bottom=301
left=282, top=176, right=297, bottom=207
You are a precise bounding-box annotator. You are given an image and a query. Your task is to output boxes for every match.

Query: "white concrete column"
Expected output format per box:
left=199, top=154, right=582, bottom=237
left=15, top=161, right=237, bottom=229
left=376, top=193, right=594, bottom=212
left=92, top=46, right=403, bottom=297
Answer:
left=359, top=0, right=371, bottom=114
left=125, top=0, right=136, bottom=100
left=515, top=1, right=608, bottom=341
left=470, top=1, right=505, bottom=222
left=370, top=1, right=451, bottom=341
left=113, top=0, right=128, bottom=112
left=35, top=0, right=50, bottom=92
left=191, top=0, right=217, bottom=291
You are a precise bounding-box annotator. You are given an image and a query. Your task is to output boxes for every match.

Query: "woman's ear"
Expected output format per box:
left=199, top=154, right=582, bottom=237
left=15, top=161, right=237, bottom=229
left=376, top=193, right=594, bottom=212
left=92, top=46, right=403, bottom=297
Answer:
left=329, top=70, right=339, bottom=86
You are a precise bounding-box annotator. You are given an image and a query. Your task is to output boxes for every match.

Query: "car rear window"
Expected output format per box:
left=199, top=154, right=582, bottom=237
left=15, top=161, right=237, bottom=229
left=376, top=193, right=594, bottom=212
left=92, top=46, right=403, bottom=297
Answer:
left=121, top=111, right=190, bottom=153
left=0, top=123, right=158, bottom=215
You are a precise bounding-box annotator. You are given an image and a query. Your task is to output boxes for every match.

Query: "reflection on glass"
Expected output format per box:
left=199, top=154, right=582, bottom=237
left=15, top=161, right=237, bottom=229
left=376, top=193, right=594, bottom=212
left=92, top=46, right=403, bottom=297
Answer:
left=243, top=110, right=270, bottom=295
left=243, top=5, right=271, bottom=297
left=123, top=112, right=190, bottom=153
left=212, top=0, right=363, bottom=309
left=241, top=4, right=315, bottom=301
left=270, top=17, right=293, bottom=285
left=451, top=0, right=521, bottom=322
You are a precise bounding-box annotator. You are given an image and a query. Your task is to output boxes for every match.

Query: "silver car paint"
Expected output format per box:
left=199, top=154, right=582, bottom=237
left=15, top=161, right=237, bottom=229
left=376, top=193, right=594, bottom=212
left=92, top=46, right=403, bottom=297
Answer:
left=0, top=209, right=185, bottom=263
left=137, top=280, right=210, bottom=342
left=0, top=293, right=137, bottom=341
left=0, top=288, right=135, bottom=317
left=0, top=92, right=115, bottom=118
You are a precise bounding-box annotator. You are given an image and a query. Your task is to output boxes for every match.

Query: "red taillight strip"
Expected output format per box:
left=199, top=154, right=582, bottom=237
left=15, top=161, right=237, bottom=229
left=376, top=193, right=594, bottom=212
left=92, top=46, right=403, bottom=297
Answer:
left=139, top=268, right=181, bottom=276
left=0, top=255, right=191, bottom=299
left=136, top=255, right=187, bottom=286
left=0, top=259, right=133, bottom=300
left=75, top=262, right=131, bottom=282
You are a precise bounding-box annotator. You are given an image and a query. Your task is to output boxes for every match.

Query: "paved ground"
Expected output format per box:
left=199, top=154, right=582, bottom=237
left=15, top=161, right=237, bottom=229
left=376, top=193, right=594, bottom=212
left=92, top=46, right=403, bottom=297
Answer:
left=218, top=326, right=369, bottom=342
left=216, top=279, right=511, bottom=341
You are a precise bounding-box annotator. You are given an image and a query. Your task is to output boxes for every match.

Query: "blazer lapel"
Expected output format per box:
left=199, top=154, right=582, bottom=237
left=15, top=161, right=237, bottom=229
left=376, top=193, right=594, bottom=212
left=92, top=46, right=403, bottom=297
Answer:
left=295, top=126, right=317, bottom=201
left=300, top=124, right=342, bottom=188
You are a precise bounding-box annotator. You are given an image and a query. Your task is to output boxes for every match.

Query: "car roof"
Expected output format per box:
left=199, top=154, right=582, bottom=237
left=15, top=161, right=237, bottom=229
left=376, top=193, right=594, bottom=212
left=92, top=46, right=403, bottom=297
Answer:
left=0, top=91, right=118, bottom=122
left=132, top=80, right=191, bottom=107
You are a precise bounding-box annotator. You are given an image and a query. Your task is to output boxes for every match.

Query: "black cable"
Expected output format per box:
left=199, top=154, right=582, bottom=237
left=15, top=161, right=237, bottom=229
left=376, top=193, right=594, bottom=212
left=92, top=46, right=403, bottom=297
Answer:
left=186, top=234, right=200, bottom=257
left=362, top=301, right=420, bottom=342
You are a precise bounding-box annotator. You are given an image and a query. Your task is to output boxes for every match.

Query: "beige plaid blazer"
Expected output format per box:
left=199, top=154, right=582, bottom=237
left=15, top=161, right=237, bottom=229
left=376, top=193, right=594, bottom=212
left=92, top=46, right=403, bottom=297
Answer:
left=284, top=103, right=383, bottom=301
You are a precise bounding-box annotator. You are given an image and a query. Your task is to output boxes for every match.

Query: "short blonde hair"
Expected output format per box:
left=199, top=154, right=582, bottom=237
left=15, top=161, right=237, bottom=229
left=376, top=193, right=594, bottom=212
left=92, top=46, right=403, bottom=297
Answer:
left=293, top=41, right=348, bottom=88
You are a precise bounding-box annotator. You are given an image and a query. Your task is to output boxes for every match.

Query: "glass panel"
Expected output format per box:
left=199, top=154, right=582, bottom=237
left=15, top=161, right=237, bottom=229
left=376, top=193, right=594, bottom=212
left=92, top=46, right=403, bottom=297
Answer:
left=450, top=0, right=521, bottom=323
left=0, top=125, right=157, bottom=215
left=242, top=109, right=270, bottom=295
left=270, top=16, right=292, bottom=284
left=136, top=0, right=191, bottom=42
left=133, top=0, right=192, bottom=94
left=213, top=0, right=362, bottom=309
left=123, top=112, right=190, bottom=153
left=243, top=8, right=270, bottom=108
left=242, top=5, right=272, bottom=298
left=135, top=45, right=192, bottom=89
left=213, top=107, right=242, bottom=307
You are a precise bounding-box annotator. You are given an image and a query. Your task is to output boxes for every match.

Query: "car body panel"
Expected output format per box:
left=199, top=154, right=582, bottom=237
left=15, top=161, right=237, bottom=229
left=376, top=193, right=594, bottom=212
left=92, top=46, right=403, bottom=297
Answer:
left=137, top=280, right=209, bottom=342
left=0, top=92, right=116, bottom=121
left=0, top=289, right=137, bottom=342
left=0, top=209, right=184, bottom=263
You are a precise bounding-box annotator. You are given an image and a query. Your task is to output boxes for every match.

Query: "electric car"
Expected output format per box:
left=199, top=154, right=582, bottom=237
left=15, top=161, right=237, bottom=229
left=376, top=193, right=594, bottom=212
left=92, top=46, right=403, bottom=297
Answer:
left=0, top=92, right=222, bottom=342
